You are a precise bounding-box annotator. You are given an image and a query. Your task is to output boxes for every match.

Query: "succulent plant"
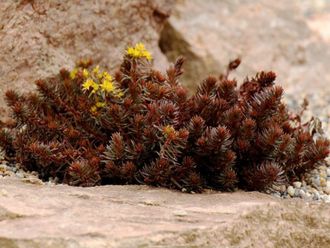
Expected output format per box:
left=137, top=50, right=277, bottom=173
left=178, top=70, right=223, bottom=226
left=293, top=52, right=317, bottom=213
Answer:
left=0, top=43, right=328, bottom=192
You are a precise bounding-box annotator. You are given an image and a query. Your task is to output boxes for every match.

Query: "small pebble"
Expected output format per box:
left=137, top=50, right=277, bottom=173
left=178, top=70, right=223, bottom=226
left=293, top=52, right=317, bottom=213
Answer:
left=46, top=181, right=55, bottom=186
left=293, top=181, right=302, bottom=189
left=327, top=168, right=330, bottom=177
left=15, top=172, right=24, bottom=178
left=306, top=192, right=312, bottom=199
left=279, top=185, right=286, bottom=193
left=287, top=186, right=295, bottom=197
left=311, top=188, right=319, bottom=194
left=320, top=177, right=327, bottom=187
left=0, top=164, right=7, bottom=173
left=313, top=192, right=320, bottom=201
left=327, top=181, right=330, bottom=188
left=5, top=171, right=15, bottom=177
left=322, top=195, right=330, bottom=203
left=306, top=185, right=313, bottom=191
left=21, top=177, right=44, bottom=185
left=173, top=210, right=188, bottom=217
left=324, top=186, right=330, bottom=195
left=0, top=189, right=8, bottom=196
left=294, top=189, right=300, bottom=197
left=272, top=192, right=282, bottom=198
left=298, top=189, right=306, bottom=199
left=320, top=170, right=327, bottom=179
left=311, top=175, right=321, bottom=188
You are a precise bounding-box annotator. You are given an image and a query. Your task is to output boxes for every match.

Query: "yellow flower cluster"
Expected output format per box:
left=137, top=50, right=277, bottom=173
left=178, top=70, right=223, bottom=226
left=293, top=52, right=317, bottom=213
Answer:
left=82, top=69, right=89, bottom=78
left=82, top=78, right=99, bottom=94
left=80, top=66, right=122, bottom=97
left=126, top=42, right=152, bottom=61
left=68, top=65, right=124, bottom=115
left=70, top=68, right=78, bottom=80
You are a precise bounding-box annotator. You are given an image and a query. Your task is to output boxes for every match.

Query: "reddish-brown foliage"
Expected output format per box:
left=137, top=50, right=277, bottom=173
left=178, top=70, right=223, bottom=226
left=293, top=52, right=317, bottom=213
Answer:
left=0, top=53, right=329, bottom=192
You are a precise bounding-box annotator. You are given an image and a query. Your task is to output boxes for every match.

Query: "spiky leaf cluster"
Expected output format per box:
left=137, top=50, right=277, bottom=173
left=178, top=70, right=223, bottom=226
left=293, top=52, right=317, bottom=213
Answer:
left=0, top=49, right=329, bottom=192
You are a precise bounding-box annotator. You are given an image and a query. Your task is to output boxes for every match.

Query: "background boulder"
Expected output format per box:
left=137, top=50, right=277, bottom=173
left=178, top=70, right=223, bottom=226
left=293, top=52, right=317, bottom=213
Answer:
left=160, top=0, right=330, bottom=93
left=0, top=0, right=173, bottom=121
left=159, top=0, right=330, bottom=135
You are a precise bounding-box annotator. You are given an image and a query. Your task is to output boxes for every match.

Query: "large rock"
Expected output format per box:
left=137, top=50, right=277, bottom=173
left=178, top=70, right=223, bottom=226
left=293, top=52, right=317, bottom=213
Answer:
left=1, top=177, right=330, bottom=247
left=0, top=0, right=173, bottom=121
left=160, top=0, right=330, bottom=95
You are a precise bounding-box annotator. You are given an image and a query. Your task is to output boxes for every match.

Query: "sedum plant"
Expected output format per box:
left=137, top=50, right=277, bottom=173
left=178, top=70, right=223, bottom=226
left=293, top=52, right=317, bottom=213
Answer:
left=0, top=43, right=329, bottom=192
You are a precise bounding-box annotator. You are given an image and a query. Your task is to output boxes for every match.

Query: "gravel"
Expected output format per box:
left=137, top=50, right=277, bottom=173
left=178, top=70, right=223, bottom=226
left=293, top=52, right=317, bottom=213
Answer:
left=269, top=90, right=330, bottom=203
left=0, top=151, right=51, bottom=185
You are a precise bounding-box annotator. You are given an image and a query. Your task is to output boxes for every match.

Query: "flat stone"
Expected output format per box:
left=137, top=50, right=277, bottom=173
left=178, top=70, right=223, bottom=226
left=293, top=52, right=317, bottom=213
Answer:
left=1, top=177, right=330, bottom=247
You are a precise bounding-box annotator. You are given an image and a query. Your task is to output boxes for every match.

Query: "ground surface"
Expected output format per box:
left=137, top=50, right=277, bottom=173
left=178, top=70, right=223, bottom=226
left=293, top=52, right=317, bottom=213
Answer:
left=1, top=177, right=330, bottom=248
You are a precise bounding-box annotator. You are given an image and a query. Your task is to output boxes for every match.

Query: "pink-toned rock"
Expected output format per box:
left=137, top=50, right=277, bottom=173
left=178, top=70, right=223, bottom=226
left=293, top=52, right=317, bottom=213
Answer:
left=0, top=0, right=173, bottom=121
left=1, top=177, right=330, bottom=247
left=308, top=13, right=330, bottom=43
left=160, top=0, right=330, bottom=96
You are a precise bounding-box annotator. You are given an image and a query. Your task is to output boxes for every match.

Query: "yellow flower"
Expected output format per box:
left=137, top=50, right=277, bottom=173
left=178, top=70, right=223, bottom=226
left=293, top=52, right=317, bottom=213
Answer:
left=92, top=65, right=99, bottom=74
left=92, top=66, right=103, bottom=79
left=90, top=102, right=105, bottom=114
left=82, top=69, right=89, bottom=78
left=102, top=71, right=112, bottom=81
left=115, top=91, right=124, bottom=98
left=100, top=79, right=115, bottom=93
left=96, top=101, right=106, bottom=108
left=91, top=83, right=99, bottom=94
left=70, top=68, right=78, bottom=79
left=90, top=105, right=98, bottom=114
left=82, top=78, right=93, bottom=91
left=82, top=78, right=99, bottom=94
left=126, top=42, right=152, bottom=61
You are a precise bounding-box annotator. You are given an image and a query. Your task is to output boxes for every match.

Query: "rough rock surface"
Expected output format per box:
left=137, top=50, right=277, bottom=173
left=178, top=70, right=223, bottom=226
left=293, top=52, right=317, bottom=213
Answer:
left=0, top=0, right=173, bottom=121
left=160, top=0, right=330, bottom=94
left=1, top=177, right=330, bottom=248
